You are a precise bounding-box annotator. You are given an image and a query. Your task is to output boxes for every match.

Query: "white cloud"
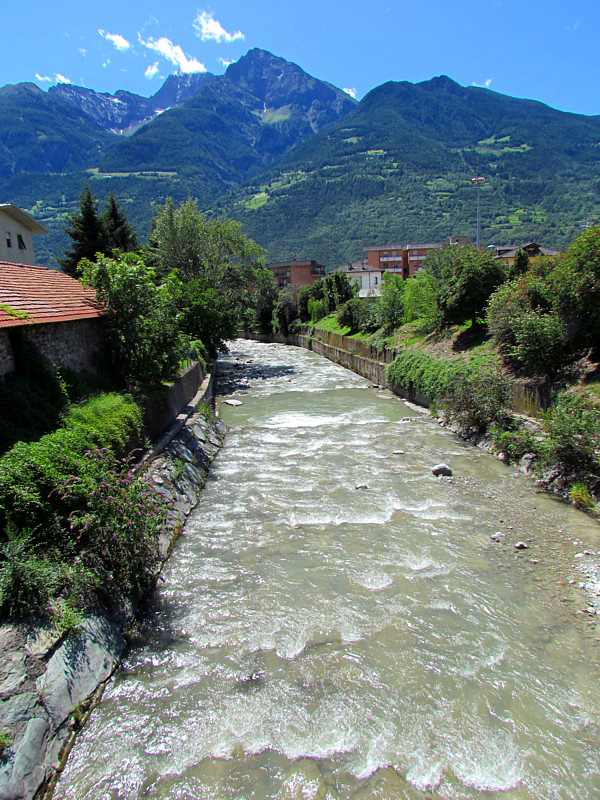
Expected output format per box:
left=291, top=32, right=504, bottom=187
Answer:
left=55, top=73, right=72, bottom=84
left=219, top=57, right=233, bottom=68
left=344, top=87, right=357, bottom=98
left=138, top=35, right=207, bottom=73
left=102, top=59, right=111, bottom=68
left=472, top=78, right=493, bottom=88
left=193, top=11, right=244, bottom=43
left=145, top=62, right=159, bottom=79
left=98, top=29, right=132, bottom=51
left=78, top=48, right=87, bottom=57
left=35, top=73, right=52, bottom=82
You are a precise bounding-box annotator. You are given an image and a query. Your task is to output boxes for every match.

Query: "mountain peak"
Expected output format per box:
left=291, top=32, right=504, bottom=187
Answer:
left=419, top=74, right=464, bottom=94
left=224, top=48, right=356, bottom=127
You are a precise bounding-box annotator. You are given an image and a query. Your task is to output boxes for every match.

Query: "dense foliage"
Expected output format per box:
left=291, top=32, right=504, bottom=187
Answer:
left=60, top=187, right=139, bottom=276
left=80, top=253, right=188, bottom=388
left=426, top=245, right=506, bottom=328
left=486, top=226, right=600, bottom=375
left=0, top=393, right=163, bottom=618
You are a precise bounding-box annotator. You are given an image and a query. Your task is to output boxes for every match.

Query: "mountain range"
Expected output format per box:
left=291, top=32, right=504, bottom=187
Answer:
left=0, top=48, right=598, bottom=267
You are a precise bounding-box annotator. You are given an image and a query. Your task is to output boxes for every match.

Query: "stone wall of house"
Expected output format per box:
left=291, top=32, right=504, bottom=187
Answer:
left=0, top=318, right=103, bottom=376
left=0, top=330, right=15, bottom=376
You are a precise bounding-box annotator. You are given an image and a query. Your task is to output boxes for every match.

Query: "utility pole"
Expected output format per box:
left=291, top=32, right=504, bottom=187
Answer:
left=471, top=176, right=486, bottom=249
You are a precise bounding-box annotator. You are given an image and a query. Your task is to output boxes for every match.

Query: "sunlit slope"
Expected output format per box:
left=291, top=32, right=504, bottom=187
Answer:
left=217, top=76, right=600, bottom=264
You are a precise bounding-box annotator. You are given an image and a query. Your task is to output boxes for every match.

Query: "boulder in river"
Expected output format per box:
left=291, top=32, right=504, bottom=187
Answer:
left=355, top=483, right=369, bottom=490
left=223, top=399, right=243, bottom=407
left=432, top=464, right=453, bottom=477
left=514, top=541, right=529, bottom=550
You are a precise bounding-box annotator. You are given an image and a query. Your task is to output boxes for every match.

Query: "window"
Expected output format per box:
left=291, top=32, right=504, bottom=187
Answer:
left=5, top=232, right=12, bottom=248
left=374, top=276, right=378, bottom=285
left=17, top=235, right=26, bottom=250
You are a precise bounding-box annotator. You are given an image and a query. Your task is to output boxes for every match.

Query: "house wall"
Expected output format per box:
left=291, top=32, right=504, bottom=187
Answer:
left=0, top=210, right=36, bottom=265
left=25, top=319, right=102, bottom=372
left=0, top=330, right=15, bottom=376
left=0, top=318, right=103, bottom=377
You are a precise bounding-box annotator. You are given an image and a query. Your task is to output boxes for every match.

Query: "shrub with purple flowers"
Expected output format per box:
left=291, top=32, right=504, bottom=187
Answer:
left=56, top=448, right=169, bottom=603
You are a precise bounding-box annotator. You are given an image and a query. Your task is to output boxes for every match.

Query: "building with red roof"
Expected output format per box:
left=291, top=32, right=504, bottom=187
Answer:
left=0, top=260, right=105, bottom=377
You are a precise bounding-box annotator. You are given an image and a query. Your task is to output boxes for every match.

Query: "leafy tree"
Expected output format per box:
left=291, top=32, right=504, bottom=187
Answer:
left=509, top=249, right=529, bottom=279
left=101, top=194, right=139, bottom=254
left=59, top=186, right=106, bottom=276
left=547, top=225, right=600, bottom=349
left=148, top=198, right=264, bottom=312
left=273, top=290, right=299, bottom=337
left=377, top=272, right=405, bottom=332
left=323, top=272, right=355, bottom=313
left=427, top=245, right=506, bottom=328
left=245, top=268, right=279, bottom=334
left=177, top=282, right=238, bottom=357
left=402, top=270, right=438, bottom=329
left=80, top=253, right=187, bottom=388
left=297, top=273, right=354, bottom=321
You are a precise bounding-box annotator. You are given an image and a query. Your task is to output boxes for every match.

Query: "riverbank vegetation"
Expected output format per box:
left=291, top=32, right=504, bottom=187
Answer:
left=272, top=228, right=599, bottom=512
left=0, top=194, right=271, bottom=622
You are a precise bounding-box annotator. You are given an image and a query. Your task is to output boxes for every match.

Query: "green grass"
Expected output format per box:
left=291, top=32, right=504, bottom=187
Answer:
left=245, top=192, right=268, bottom=210
left=261, top=109, right=292, bottom=124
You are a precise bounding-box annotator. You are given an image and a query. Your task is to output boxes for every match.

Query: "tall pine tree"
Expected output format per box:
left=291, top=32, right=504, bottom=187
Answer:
left=101, top=194, right=139, bottom=254
left=59, top=186, right=106, bottom=277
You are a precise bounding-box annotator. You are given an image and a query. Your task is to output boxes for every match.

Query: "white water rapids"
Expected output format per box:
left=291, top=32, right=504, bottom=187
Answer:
left=55, top=340, right=600, bottom=799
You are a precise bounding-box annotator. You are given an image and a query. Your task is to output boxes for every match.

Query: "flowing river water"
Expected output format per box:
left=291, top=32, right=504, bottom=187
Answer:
left=56, top=340, right=600, bottom=799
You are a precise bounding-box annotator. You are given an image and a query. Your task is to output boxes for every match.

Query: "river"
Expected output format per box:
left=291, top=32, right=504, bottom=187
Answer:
left=55, top=339, right=600, bottom=799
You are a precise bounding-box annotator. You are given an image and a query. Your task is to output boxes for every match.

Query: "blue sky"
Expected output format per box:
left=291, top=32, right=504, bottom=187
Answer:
left=4, top=0, right=599, bottom=115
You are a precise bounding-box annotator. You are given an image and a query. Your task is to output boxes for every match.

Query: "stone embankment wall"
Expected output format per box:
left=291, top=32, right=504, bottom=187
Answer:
left=0, top=369, right=224, bottom=800
left=247, top=331, right=393, bottom=393
left=247, top=330, right=551, bottom=414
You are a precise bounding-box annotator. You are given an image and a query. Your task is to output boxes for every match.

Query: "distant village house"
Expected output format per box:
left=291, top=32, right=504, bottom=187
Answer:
left=337, top=262, right=383, bottom=297
left=491, top=242, right=557, bottom=267
left=364, top=236, right=470, bottom=279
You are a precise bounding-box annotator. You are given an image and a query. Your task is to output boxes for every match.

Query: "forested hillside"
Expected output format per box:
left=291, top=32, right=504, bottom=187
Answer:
left=216, top=77, right=600, bottom=265
left=1, top=61, right=599, bottom=267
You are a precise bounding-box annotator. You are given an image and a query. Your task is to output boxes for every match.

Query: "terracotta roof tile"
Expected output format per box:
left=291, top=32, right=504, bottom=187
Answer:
left=0, top=261, right=104, bottom=328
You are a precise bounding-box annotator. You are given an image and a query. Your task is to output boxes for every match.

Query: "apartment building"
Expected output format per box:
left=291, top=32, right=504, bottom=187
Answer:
left=364, top=236, right=471, bottom=278
left=267, top=259, right=326, bottom=290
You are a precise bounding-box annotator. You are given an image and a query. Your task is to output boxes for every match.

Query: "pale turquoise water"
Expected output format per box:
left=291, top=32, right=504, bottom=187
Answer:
left=56, top=340, right=600, bottom=799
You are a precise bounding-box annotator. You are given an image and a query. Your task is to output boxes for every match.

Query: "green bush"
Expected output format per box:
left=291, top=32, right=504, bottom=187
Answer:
left=0, top=393, right=143, bottom=536
left=0, top=527, right=62, bottom=617
left=55, top=448, right=166, bottom=601
left=443, top=368, right=512, bottom=433
left=508, top=310, right=569, bottom=375
left=542, top=392, right=600, bottom=478
left=492, top=427, right=539, bottom=463
left=308, top=298, right=326, bottom=323
left=568, top=483, right=596, bottom=511
left=386, top=350, right=511, bottom=433
left=336, top=297, right=376, bottom=333
left=487, top=279, right=570, bottom=376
